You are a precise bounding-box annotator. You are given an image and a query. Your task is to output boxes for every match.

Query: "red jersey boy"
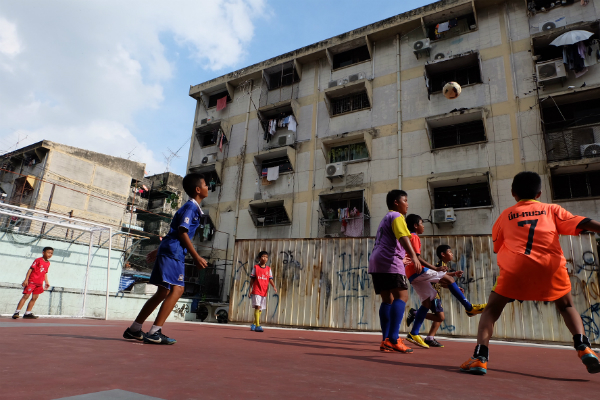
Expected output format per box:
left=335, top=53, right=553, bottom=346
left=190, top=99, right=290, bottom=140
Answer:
left=13, top=247, right=53, bottom=319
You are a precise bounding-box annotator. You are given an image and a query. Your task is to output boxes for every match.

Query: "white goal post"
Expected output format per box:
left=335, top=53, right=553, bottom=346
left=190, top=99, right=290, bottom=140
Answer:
left=0, top=203, right=113, bottom=320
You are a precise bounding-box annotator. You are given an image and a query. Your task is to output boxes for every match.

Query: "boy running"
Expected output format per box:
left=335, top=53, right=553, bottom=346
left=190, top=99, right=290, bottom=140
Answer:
left=12, top=247, right=53, bottom=319
left=460, top=171, right=600, bottom=375
left=249, top=251, right=277, bottom=332
left=123, top=173, right=208, bottom=345
left=369, top=190, right=420, bottom=354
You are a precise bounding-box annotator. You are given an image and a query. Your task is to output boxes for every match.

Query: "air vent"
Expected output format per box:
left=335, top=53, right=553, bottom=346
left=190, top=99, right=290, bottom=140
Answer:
left=535, top=60, right=566, bottom=83
left=278, top=135, right=288, bottom=146
left=432, top=208, right=456, bottom=224
left=325, top=162, right=345, bottom=179
left=434, top=53, right=445, bottom=60
left=349, top=74, right=359, bottom=82
left=538, top=64, right=557, bottom=79
left=328, top=80, right=339, bottom=88
left=581, top=143, right=600, bottom=158
left=541, top=16, right=566, bottom=32
left=200, top=118, right=208, bottom=125
left=413, top=38, right=430, bottom=51
left=202, top=156, right=208, bottom=164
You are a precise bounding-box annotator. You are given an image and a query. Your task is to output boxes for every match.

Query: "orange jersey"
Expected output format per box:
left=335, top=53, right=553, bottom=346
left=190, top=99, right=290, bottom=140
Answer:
left=492, top=200, right=586, bottom=301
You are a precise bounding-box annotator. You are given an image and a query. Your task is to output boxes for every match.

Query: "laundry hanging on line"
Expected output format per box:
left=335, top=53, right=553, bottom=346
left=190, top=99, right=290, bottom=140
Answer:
left=216, top=96, right=228, bottom=111
left=263, top=115, right=297, bottom=142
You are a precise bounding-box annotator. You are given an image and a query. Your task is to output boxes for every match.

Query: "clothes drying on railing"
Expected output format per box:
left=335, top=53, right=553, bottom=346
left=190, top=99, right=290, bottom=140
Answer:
left=263, top=115, right=297, bottom=142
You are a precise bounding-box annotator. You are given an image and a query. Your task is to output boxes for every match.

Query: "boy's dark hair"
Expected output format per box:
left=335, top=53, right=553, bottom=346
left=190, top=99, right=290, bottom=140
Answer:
left=512, top=171, right=542, bottom=200
left=258, top=251, right=269, bottom=259
left=182, top=173, right=206, bottom=198
left=436, top=244, right=451, bottom=260
left=43, top=247, right=54, bottom=252
left=405, top=214, right=422, bottom=233
left=386, top=190, right=408, bottom=210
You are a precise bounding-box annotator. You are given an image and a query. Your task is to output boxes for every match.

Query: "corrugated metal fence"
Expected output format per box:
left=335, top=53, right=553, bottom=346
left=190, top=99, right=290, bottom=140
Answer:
left=230, top=235, right=600, bottom=344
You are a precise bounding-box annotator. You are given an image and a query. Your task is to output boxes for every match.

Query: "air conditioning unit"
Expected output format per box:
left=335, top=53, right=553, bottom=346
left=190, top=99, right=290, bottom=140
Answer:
left=348, top=72, right=367, bottom=82
left=328, top=80, right=339, bottom=88
left=277, top=133, right=294, bottom=147
left=325, top=162, right=345, bottom=178
left=432, top=208, right=456, bottom=224
left=536, top=59, right=566, bottom=83
left=198, top=117, right=212, bottom=126
left=540, top=16, right=567, bottom=32
left=201, top=153, right=217, bottom=164
left=433, top=52, right=446, bottom=60
left=413, top=38, right=431, bottom=52
left=580, top=143, right=600, bottom=158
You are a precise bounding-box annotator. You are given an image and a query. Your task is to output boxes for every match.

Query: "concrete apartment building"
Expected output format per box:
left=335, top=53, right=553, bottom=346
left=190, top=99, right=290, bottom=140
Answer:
left=187, top=0, right=600, bottom=285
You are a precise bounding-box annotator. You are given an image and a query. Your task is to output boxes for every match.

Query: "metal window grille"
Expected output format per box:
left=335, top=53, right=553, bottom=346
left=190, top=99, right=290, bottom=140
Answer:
left=546, top=126, right=600, bottom=162
left=249, top=205, right=291, bottom=227
left=434, top=182, right=492, bottom=209
left=331, top=92, right=370, bottom=116
left=552, top=171, right=600, bottom=200
left=431, top=120, right=486, bottom=149
left=332, top=45, right=370, bottom=69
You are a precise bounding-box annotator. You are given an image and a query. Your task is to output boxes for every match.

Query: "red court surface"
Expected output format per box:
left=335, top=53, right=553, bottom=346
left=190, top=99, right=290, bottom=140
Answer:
left=2, top=317, right=599, bottom=400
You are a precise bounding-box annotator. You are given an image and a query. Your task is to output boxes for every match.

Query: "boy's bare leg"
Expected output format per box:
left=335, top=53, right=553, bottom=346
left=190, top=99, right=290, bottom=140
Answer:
left=134, top=286, right=169, bottom=324
left=428, top=321, right=442, bottom=337
left=25, top=294, right=39, bottom=312
left=153, top=285, right=184, bottom=326
left=16, top=293, right=30, bottom=311
left=554, top=292, right=585, bottom=336
left=477, top=291, right=512, bottom=346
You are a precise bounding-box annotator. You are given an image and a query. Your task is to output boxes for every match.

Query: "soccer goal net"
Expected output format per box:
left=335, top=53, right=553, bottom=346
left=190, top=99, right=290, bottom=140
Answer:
left=0, top=203, right=115, bottom=319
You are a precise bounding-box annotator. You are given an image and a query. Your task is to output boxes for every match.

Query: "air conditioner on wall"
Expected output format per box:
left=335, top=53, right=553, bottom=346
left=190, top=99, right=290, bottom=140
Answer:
left=199, top=117, right=213, bottom=126
left=201, top=153, right=217, bottom=164
left=580, top=143, right=600, bottom=158
left=413, top=38, right=431, bottom=52
left=325, top=162, right=345, bottom=178
left=349, top=72, right=367, bottom=82
left=535, top=60, right=567, bottom=83
left=540, top=16, right=567, bottom=32
left=277, top=133, right=294, bottom=147
left=432, top=208, right=456, bottom=224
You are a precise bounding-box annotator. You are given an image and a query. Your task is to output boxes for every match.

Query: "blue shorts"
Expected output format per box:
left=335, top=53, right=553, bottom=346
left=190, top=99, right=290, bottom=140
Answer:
left=149, top=255, right=185, bottom=290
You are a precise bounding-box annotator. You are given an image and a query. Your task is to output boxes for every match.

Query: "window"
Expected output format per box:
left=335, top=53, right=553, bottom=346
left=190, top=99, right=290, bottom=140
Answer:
left=552, top=171, right=600, bottom=200
left=427, top=13, right=476, bottom=41
left=543, top=98, right=600, bottom=132
left=207, top=90, right=231, bottom=108
left=268, top=67, right=300, bottom=90
left=431, top=120, right=486, bottom=149
left=331, top=91, right=370, bottom=116
left=332, top=45, right=370, bottom=69
left=195, top=124, right=228, bottom=148
left=328, top=142, right=369, bottom=163
left=261, top=156, right=293, bottom=174
left=318, top=192, right=370, bottom=237
left=434, top=182, right=492, bottom=209
left=426, top=54, right=482, bottom=93
left=529, top=0, right=575, bottom=12
left=249, top=202, right=291, bottom=227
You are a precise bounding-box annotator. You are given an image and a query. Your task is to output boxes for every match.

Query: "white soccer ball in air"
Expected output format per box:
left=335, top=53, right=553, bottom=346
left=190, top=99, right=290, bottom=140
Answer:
left=443, top=81, right=462, bottom=100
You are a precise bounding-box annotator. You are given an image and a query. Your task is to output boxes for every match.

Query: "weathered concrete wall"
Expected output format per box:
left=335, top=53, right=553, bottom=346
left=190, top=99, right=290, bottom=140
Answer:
left=230, top=235, right=600, bottom=344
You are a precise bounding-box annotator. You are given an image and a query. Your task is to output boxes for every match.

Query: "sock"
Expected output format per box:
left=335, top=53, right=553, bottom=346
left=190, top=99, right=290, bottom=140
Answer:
left=254, top=309, right=261, bottom=327
left=24, top=311, right=32, bottom=315
left=426, top=336, right=434, bottom=341
left=388, top=299, right=406, bottom=344
left=14, top=309, right=20, bottom=314
left=379, top=303, right=392, bottom=341
left=148, top=325, right=161, bottom=335
left=448, top=282, right=473, bottom=311
left=130, top=321, right=143, bottom=332
left=473, top=344, right=489, bottom=360
left=410, top=305, right=430, bottom=336
left=573, top=334, right=591, bottom=349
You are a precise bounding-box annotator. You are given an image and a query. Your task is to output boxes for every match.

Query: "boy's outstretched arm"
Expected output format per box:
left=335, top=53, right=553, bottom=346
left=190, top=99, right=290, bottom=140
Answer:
left=269, top=279, right=277, bottom=294
left=44, top=274, right=50, bottom=290
left=22, top=269, right=32, bottom=287
left=417, top=255, right=436, bottom=270
left=399, top=236, right=422, bottom=273
left=578, top=219, right=600, bottom=233
left=177, top=228, right=208, bottom=269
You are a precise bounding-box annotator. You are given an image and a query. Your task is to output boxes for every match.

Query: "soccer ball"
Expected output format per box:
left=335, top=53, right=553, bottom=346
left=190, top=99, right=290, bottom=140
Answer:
left=443, top=82, right=462, bottom=100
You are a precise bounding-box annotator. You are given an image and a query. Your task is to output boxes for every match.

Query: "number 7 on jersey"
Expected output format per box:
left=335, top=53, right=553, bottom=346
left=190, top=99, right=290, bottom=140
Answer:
left=517, top=219, right=538, bottom=255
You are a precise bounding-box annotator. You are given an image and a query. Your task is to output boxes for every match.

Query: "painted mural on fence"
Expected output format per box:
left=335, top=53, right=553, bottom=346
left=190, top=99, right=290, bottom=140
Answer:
left=230, top=235, right=600, bottom=344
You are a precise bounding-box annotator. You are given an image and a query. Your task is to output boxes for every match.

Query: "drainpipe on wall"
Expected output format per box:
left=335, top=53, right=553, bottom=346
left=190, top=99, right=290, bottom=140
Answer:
left=396, top=34, right=403, bottom=189
left=233, top=80, right=253, bottom=244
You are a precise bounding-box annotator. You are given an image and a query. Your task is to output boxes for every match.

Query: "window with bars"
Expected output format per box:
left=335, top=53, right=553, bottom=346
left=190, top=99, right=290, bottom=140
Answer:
left=261, top=156, right=293, bottom=174
left=328, top=142, right=369, bottom=163
left=332, top=45, right=371, bottom=70
left=431, top=120, right=486, bottom=149
left=249, top=204, right=291, bottom=227
left=530, top=0, right=574, bottom=11
left=552, top=171, right=600, bottom=200
left=331, top=92, right=370, bottom=116
left=427, top=13, right=476, bottom=41
left=207, top=90, right=231, bottom=108
left=428, top=62, right=481, bottom=93
left=268, top=67, right=300, bottom=90
left=434, top=182, right=492, bottom=209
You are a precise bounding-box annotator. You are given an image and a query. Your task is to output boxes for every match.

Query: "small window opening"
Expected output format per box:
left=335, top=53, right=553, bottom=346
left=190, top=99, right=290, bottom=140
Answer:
left=434, top=182, right=491, bottom=209
left=552, top=171, right=600, bottom=200
left=427, top=13, right=476, bottom=41
left=268, top=66, right=300, bottom=90
left=432, top=120, right=486, bottom=149
left=332, top=45, right=371, bottom=69
left=428, top=62, right=481, bottom=93
left=328, top=142, right=369, bottom=163
left=331, top=92, right=370, bottom=116
left=250, top=204, right=290, bottom=227
left=261, top=156, right=293, bottom=175
left=207, top=90, right=231, bottom=108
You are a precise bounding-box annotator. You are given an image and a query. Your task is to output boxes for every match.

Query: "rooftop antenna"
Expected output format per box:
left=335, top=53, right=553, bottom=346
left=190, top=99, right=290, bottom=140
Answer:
left=125, top=146, right=137, bottom=160
left=162, top=139, right=190, bottom=172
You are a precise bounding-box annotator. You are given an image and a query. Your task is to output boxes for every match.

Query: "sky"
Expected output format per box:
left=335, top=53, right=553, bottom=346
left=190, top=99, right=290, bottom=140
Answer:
left=0, top=0, right=431, bottom=177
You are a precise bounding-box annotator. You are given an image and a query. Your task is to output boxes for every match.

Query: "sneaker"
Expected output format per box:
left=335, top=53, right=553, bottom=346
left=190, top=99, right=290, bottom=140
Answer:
left=425, top=338, right=444, bottom=348
left=466, top=304, right=486, bottom=317
left=12, top=312, right=19, bottom=319
left=459, top=356, right=488, bottom=375
left=577, top=345, right=600, bottom=374
left=123, top=327, right=145, bottom=341
left=383, top=338, right=413, bottom=353
left=406, top=308, right=416, bottom=327
left=406, top=333, right=429, bottom=349
left=143, top=329, right=177, bottom=345
left=250, top=324, right=256, bottom=331
left=255, top=326, right=264, bottom=332
left=23, top=313, right=38, bottom=319
left=380, top=340, right=392, bottom=352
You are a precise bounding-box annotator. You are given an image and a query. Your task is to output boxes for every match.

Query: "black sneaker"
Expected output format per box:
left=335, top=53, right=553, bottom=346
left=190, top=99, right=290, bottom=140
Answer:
left=143, top=329, right=177, bottom=345
left=23, top=313, right=38, bottom=319
left=424, top=338, right=444, bottom=348
left=123, top=327, right=145, bottom=341
left=12, top=312, right=19, bottom=319
left=406, top=308, right=416, bottom=327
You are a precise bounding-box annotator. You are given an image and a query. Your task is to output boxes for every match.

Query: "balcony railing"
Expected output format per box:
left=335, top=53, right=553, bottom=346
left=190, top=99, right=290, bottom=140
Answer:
left=545, top=125, right=600, bottom=163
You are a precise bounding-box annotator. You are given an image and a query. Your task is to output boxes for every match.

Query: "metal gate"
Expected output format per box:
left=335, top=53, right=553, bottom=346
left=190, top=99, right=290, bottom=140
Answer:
left=230, top=234, right=600, bottom=344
